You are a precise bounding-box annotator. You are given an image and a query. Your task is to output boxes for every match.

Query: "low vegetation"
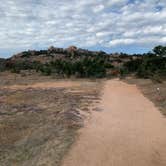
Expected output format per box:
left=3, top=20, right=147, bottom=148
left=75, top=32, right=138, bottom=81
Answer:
left=0, top=74, right=101, bottom=166
left=39, top=58, right=107, bottom=78
left=120, top=46, right=166, bottom=81
left=0, top=58, right=6, bottom=72
left=0, top=45, right=166, bottom=80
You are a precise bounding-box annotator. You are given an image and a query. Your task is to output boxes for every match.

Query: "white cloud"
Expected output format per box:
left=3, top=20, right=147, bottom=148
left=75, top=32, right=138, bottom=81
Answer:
left=0, top=0, right=166, bottom=55
left=109, top=38, right=135, bottom=46
left=93, top=5, right=105, bottom=13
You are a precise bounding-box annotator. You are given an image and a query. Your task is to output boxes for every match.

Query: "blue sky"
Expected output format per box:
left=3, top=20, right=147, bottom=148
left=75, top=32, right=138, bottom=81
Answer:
left=0, top=0, right=166, bottom=58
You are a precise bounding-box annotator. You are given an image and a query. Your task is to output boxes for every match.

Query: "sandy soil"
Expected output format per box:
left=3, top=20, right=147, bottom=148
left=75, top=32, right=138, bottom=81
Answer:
left=1, top=81, right=81, bottom=90
left=0, top=78, right=101, bottom=166
left=62, top=79, right=166, bottom=166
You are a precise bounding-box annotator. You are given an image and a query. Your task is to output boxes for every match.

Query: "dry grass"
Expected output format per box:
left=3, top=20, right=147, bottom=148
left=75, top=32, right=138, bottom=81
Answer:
left=124, top=77, right=166, bottom=116
left=0, top=72, right=102, bottom=166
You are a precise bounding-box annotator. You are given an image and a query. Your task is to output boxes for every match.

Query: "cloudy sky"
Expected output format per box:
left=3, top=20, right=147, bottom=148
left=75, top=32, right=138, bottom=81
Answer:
left=0, top=0, right=166, bottom=57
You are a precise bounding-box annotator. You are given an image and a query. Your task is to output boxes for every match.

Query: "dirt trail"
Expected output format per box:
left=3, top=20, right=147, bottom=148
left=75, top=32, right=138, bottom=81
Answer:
left=62, top=79, right=166, bottom=166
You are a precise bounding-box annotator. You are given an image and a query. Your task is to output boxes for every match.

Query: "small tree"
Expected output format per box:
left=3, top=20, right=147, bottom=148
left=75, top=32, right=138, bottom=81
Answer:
left=153, top=45, right=166, bottom=57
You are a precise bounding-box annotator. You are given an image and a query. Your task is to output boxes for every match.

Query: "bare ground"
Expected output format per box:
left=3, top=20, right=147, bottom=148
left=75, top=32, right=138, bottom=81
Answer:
left=1, top=72, right=166, bottom=166
left=0, top=73, right=101, bottom=166
left=124, top=77, right=166, bottom=115
left=62, top=79, right=166, bottom=166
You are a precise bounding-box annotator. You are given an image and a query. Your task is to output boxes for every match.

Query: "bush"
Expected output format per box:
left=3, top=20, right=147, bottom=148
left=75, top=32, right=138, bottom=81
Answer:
left=0, top=58, right=6, bottom=72
left=123, top=59, right=142, bottom=73
left=6, top=60, right=42, bottom=73
left=39, top=57, right=106, bottom=78
left=136, top=56, right=166, bottom=78
left=153, top=45, right=166, bottom=57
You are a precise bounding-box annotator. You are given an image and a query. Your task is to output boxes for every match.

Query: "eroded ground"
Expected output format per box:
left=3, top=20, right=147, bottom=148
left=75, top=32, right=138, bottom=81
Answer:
left=62, top=79, right=166, bottom=166
left=1, top=72, right=166, bottom=166
left=0, top=72, right=102, bottom=166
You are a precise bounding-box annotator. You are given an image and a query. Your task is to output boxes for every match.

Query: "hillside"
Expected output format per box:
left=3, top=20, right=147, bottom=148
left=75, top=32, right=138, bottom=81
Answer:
left=7, top=46, right=141, bottom=65
left=1, top=45, right=166, bottom=79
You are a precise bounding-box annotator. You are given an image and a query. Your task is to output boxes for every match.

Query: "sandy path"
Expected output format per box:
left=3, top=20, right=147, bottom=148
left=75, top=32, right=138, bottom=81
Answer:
left=62, top=79, right=166, bottom=166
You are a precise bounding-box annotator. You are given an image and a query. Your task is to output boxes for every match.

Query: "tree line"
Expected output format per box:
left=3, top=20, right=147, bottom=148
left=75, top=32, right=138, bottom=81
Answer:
left=1, top=45, right=166, bottom=79
left=121, top=45, right=166, bottom=81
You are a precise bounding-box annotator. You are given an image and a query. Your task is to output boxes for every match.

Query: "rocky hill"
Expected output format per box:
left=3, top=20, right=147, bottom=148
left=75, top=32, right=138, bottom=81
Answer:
left=6, top=46, right=141, bottom=67
left=8, top=46, right=107, bottom=62
left=1, top=45, right=165, bottom=79
left=5, top=46, right=114, bottom=77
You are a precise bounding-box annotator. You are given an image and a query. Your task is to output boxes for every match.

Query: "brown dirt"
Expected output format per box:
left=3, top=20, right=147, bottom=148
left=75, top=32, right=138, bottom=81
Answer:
left=0, top=78, right=101, bottom=166
left=2, top=81, right=80, bottom=90
left=62, top=79, right=166, bottom=166
left=124, top=77, right=166, bottom=115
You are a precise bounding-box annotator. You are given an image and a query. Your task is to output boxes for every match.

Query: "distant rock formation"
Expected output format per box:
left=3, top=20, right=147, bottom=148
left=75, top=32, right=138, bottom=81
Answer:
left=5, top=46, right=143, bottom=68
left=67, top=46, right=77, bottom=53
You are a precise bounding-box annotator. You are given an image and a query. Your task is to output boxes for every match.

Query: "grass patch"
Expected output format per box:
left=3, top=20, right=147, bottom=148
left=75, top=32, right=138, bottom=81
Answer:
left=0, top=76, right=101, bottom=166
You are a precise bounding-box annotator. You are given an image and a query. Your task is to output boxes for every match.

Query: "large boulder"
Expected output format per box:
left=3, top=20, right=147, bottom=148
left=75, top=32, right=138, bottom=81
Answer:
left=66, top=46, right=77, bottom=53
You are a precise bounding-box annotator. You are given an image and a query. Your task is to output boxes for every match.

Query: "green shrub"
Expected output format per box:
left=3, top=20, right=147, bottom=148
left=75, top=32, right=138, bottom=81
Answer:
left=136, top=56, right=166, bottom=78
left=123, top=59, right=142, bottom=72
left=39, top=57, right=106, bottom=78
left=0, top=58, right=6, bottom=72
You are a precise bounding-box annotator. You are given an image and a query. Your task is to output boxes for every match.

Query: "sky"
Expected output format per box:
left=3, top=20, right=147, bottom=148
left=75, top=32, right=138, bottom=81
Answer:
left=0, top=0, right=166, bottom=58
